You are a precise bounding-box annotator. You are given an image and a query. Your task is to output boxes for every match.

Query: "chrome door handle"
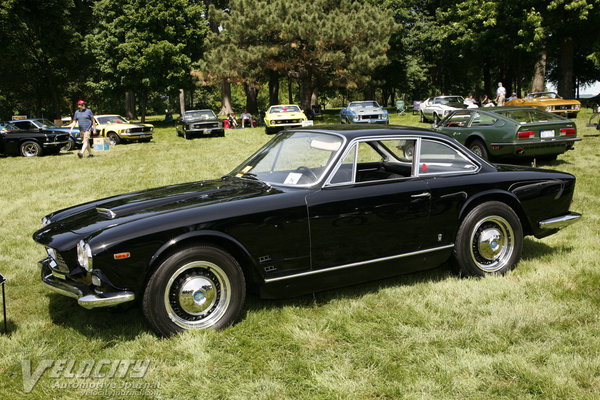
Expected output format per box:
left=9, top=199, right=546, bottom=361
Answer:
left=411, top=192, right=431, bottom=199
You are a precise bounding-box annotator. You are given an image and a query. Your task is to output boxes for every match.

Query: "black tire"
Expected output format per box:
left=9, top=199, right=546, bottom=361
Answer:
left=108, top=132, right=121, bottom=145
left=468, top=139, right=489, bottom=161
left=454, top=201, right=523, bottom=277
left=420, top=111, right=426, bottom=123
left=62, top=137, right=76, bottom=152
left=142, top=245, right=246, bottom=337
left=183, top=130, right=190, bottom=140
left=433, top=113, right=440, bottom=125
left=265, top=127, right=276, bottom=135
left=20, top=141, right=42, bottom=157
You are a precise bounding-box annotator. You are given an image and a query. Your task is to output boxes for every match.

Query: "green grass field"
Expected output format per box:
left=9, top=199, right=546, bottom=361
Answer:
left=1, top=109, right=599, bottom=399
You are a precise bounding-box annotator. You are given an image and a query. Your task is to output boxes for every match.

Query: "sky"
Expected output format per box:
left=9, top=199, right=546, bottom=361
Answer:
left=548, top=81, right=600, bottom=96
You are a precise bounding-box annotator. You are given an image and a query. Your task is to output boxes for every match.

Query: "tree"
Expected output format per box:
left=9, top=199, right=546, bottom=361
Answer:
left=0, top=0, right=92, bottom=119
left=202, top=0, right=396, bottom=112
left=87, top=0, right=207, bottom=121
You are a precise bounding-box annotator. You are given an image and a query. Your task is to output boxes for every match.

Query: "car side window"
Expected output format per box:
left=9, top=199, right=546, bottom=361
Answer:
left=469, top=112, right=497, bottom=127
left=443, top=111, right=472, bottom=127
left=14, top=121, right=33, bottom=130
left=419, top=140, right=477, bottom=175
left=329, top=139, right=416, bottom=185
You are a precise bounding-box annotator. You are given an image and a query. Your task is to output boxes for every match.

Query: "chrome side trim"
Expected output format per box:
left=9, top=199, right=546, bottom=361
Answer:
left=264, top=244, right=454, bottom=283
left=96, top=207, right=116, bottom=219
left=538, top=212, right=582, bottom=230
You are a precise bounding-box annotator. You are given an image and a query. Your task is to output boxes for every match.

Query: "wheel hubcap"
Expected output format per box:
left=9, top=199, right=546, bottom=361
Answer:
left=470, top=145, right=482, bottom=156
left=24, top=144, right=38, bottom=156
left=470, top=216, right=514, bottom=272
left=164, top=261, right=231, bottom=329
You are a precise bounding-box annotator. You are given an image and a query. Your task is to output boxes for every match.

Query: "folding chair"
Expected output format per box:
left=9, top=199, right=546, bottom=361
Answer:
left=587, top=103, right=599, bottom=127
left=395, top=100, right=407, bottom=115
left=412, top=100, right=422, bottom=115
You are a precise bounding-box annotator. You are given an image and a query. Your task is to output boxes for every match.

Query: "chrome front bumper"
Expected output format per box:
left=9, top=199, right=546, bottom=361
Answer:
left=39, top=257, right=135, bottom=309
left=539, top=212, right=582, bottom=230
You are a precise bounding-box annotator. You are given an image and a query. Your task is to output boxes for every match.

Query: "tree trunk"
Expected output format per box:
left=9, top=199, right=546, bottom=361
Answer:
left=299, top=76, right=313, bottom=113
left=244, top=83, right=259, bottom=115
left=483, top=63, right=491, bottom=98
left=557, top=39, right=575, bottom=98
left=310, top=87, right=318, bottom=108
left=268, top=71, right=279, bottom=106
left=179, top=89, right=185, bottom=115
left=125, top=91, right=137, bottom=120
left=218, top=79, right=233, bottom=116
left=140, top=91, right=147, bottom=123
left=532, top=48, right=547, bottom=93
left=288, top=79, right=293, bottom=104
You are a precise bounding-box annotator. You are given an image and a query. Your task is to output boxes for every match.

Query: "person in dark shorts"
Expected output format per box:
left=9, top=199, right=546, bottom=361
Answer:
left=70, top=100, right=96, bottom=158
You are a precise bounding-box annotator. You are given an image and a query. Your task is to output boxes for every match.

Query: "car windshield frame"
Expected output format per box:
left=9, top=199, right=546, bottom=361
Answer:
left=268, top=105, right=301, bottom=114
left=184, top=110, right=217, bottom=120
left=435, top=96, right=465, bottom=105
left=229, top=130, right=345, bottom=187
left=530, top=92, right=559, bottom=99
left=348, top=101, right=381, bottom=109
left=97, top=115, right=129, bottom=125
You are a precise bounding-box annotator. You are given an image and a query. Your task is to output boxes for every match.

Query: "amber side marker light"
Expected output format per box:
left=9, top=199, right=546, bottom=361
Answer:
left=114, top=252, right=131, bottom=260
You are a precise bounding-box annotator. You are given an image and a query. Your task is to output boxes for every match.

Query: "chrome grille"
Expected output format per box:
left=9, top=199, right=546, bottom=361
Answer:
left=193, top=123, right=220, bottom=129
left=46, top=247, right=69, bottom=273
left=129, top=127, right=153, bottom=133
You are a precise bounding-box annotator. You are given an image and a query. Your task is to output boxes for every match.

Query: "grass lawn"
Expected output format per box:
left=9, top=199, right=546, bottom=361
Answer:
left=1, top=109, right=599, bottom=399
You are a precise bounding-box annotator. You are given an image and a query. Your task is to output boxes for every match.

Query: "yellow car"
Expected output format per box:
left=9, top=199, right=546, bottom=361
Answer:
left=94, top=115, right=154, bottom=145
left=505, top=92, right=581, bottom=117
left=264, top=105, right=308, bottom=134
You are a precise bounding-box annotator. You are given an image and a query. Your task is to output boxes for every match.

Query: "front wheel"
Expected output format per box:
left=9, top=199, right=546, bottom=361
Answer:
left=142, top=245, right=246, bottom=337
left=62, top=137, right=76, bottom=152
left=420, top=111, right=426, bottom=123
left=108, top=132, right=120, bottom=145
left=20, top=141, right=42, bottom=157
left=454, top=201, right=523, bottom=277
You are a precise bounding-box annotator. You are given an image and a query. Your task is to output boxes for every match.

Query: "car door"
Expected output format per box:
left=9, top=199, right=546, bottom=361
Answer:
left=306, top=137, right=432, bottom=272
left=436, top=110, right=474, bottom=144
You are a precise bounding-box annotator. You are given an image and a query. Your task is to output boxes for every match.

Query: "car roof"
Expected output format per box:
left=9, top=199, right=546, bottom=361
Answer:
left=296, top=124, right=449, bottom=141
left=185, top=109, right=214, bottom=113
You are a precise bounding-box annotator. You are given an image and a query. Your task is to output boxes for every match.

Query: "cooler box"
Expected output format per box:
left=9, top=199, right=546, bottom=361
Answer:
left=93, top=137, right=110, bottom=151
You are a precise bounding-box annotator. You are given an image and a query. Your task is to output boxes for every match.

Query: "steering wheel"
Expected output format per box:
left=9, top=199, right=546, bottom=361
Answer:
left=295, top=166, right=318, bottom=182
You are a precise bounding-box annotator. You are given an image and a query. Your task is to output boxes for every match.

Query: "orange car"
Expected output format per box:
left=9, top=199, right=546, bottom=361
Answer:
left=505, top=92, right=581, bottom=117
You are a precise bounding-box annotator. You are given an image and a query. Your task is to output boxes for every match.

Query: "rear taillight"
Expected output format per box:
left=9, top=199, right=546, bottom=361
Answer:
left=518, top=130, right=534, bottom=139
left=560, top=128, right=576, bottom=136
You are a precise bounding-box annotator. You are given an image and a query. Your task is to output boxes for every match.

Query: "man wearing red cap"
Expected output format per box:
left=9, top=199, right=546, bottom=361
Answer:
left=70, top=100, right=96, bottom=158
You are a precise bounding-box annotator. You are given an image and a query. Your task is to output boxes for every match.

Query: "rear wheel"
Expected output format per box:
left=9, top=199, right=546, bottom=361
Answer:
left=20, top=141, right=42, bottom=157
left=142, top=245, right=246, bottom=337
left=454, top=201, right=523, bottom=277
left=468, top=139, right=489, bottom=160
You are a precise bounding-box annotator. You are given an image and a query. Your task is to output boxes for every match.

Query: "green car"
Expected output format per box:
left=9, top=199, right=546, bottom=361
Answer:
left=433, top=107, right=580, bottom=161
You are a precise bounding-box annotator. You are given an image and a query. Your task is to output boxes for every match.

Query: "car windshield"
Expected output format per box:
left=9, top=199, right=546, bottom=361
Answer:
left=230, top=130, right=343, bottom=186
left=96, top=116, right=128, bottom=124
left=531, top=92, right=558, bottom=99
left=435, top=97, right=465, bottom=105
left=184, top=110, right=216, bottom=120
left=348, top=101, right=380, bottom=109
left=269, top=105, right=301, bottom=114
left=36, top=119, right=58, bottom=128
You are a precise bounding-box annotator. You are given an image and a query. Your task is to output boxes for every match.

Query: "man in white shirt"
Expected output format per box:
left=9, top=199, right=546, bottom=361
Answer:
left=495, top=82, right=506, bottom=106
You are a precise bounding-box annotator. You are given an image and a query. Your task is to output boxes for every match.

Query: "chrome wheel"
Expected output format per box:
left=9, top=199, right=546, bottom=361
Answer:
left=469, top=215, right=514, bottom=273
left=470, top=144, right=483, bottom=157
left=164, top=261, right=232, bottom=329
left=20, top=141, right=41, bottom=157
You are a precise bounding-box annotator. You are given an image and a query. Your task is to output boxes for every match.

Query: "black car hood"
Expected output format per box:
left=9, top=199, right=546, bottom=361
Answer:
left=183, top=117, right=220, bottom=123
left=37, top=178, right=276, bottom=238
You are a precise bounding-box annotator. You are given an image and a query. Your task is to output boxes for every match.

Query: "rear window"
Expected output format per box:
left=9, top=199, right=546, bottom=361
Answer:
left=497, top=109, right=563, bottom=123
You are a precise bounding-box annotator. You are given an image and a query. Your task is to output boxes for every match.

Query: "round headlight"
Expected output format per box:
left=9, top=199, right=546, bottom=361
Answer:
left=546, top=106, right=552, bottom=112
left=77, top=240, right=93, bottom=271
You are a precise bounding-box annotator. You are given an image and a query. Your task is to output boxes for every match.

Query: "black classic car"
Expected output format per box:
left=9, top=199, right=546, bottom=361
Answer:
left=34, top=126, right=581, bottom=336
left=1, top=122, right=69, bottom=157
left=176, top=110, right=224, bottom=139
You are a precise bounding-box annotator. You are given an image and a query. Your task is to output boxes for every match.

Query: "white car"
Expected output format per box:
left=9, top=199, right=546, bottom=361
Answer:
left=419, top=96, right=478, bottom=124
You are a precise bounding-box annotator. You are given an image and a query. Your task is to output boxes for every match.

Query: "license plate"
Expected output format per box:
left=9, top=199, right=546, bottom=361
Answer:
left=540, top=130, right=554, bottom=138
left=204, top=129, right=211, bottom=135
left=140, top=134, right=145, bottom=139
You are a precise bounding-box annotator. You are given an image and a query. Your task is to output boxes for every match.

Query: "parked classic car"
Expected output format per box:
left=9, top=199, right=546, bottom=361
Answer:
left=10, top=118, right=81, bottom=151
left=505, top=92, right=581, bottom=117
left=1, top=121, right=69, bottom=157
left=176, top=110, right=224, bottom=139
left=433, top=107, right=580, bottom=161
left=264, top=104, right=308, bottom=134
left=34, top=126, right=581, bottom=336
left=94, top=115, right=153, bottom=145
left=420, top=96, right=478, bottom=124
left=339, top=101, right=389, bottom=124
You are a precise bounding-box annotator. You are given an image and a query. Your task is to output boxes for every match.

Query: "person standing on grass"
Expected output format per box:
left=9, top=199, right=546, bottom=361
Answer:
left=70, top=100, right=96, bottom=158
